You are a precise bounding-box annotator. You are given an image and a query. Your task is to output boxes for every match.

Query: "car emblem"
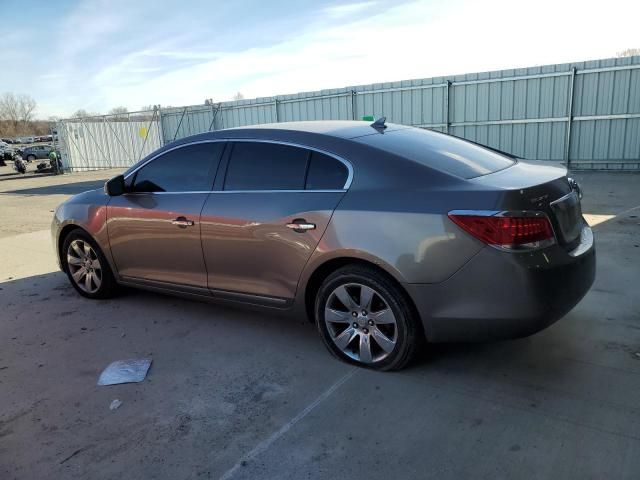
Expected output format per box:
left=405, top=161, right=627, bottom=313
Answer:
left=530, top=194, right=549, bottom=204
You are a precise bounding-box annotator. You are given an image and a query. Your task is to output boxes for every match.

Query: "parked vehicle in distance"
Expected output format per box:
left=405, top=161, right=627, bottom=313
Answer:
left=21, top=144, right=54, bottom=161
left=1, top=144, right=15, bottom=161
left=52, top=120, right=595, bottom=370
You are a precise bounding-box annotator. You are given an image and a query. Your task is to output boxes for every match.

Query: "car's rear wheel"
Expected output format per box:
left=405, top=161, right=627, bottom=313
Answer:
left=62, top=230, right=117, bottom=299
left=315, top=265, right=423, bottom=371
left=26, top=154, right=35, bottom=161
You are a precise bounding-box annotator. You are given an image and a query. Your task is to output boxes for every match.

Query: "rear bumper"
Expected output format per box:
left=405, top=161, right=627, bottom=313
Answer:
left=406, top=225, right=596, bottom=342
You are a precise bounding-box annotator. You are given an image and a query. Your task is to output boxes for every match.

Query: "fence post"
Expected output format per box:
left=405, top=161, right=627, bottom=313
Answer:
left=444, top=80, right=451, bottom=133
left=173, top=107, right=188, bottom=141
left=156, top=105, right=165, bottom=146
left=564, top=67, right=577, bottom=167
left=207, top=103, right=220, bottom=131
left=126, top=112, right=137, bottom=165
left=351, top=90, right=357, bottom=120
left=207, top=102, right=214, bottom=131
left=102, top=116, right=113, bottom=167
left=50, top=124, right=61, bottom=174
left=135, top=108, right=157, bottom=162
left=274, top=98, right=279, bottom=122
left=79, top=119, right=92, bottom=170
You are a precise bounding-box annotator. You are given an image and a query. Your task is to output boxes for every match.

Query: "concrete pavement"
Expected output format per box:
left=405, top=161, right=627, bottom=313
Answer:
left=0, top=169, right=639, bottom=479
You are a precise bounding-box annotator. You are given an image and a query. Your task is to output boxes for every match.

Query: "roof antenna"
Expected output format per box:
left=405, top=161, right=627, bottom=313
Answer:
left=370, top=116, right=387, bottom=132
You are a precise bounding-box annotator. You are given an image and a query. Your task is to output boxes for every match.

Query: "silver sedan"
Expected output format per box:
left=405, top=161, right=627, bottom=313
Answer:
left=52, top=120, right=595, bottom=370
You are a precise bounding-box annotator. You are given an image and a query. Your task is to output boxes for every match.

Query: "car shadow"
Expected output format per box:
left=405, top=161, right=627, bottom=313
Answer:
left=1, top=267, right=579, bottom=386
left=1, top=180, right=106, bottom=195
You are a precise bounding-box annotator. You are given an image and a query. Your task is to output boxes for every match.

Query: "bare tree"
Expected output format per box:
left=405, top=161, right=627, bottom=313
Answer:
left=108, top=106, right=128, bottom=115
left=616, top=48, right=640, bottom=58
left=0, top=92, right=37, bottom=130
left=18, top=95, right=36, bottom=124
left=232, top=92, right=245, bottom=101
left=72, top=109, right=89, bottom=118
left=0, top=93, right=18, bottom=127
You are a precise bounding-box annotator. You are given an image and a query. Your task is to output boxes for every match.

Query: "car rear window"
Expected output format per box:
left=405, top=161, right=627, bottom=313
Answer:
left=354, top=127, right=515, bottom=179
left=305, top=151, right=349, bottom=190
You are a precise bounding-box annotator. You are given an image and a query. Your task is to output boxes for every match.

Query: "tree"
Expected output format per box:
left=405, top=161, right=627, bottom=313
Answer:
left=72, top=109, right=89, bottom=118
left=232, top=92, right=245, bottom=101
left=19, top=95, right=36, bottom=124
left=0, top=92, right=37, bottom=130
left=617, top=48, right=640, bottom=58
left=108, top=106, right=128, bottom=115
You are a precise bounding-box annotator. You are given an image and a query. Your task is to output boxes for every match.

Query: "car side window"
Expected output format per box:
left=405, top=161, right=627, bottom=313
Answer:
left=224, top=142, right=309, bottom=190
left=131, top=142, right=225, bottom=193
left=305, top=151, right=348, bottom=190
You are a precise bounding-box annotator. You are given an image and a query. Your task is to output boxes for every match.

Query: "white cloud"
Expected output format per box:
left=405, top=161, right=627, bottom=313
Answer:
left=323, top=1, right=380, bottom=18
left=12, top=0, right=640, bottom=117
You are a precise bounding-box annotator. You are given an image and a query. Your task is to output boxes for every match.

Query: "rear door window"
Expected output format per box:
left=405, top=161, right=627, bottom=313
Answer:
left=354, top=127, right=514, bottom=179
left=224, top=142, right=309, bottom=190
left=131, top=142, right=224, bottom=193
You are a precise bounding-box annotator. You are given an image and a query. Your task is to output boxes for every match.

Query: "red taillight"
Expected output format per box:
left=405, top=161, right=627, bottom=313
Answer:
left=448, top=212, right=554, bottom=249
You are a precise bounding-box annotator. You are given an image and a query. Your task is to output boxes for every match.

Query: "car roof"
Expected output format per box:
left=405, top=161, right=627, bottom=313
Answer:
left=227, top=120, right=408, bottom=139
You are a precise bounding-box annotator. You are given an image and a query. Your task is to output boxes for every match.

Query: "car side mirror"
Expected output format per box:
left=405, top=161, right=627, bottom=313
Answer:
left=105, top=174, right=126, bottom=196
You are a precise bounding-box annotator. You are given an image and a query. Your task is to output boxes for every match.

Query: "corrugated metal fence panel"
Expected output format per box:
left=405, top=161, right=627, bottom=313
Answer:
left=278, top=89, right=353, bottom=122
left=221, top=99, right=277, bottom=129
left=447, top=64, right=572, bottom=161
left=59, top=116, right=161, bottom=171
left=353, top=77, right=448, bottom=129
left=569, top=57, right=640, bottom=168
left=160, top=106, right=215, bottom=144
left=58, top=55, right=640, bottom=171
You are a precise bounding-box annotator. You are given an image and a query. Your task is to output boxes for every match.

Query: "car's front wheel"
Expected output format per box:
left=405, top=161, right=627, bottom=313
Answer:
left=315, top=265, right=423, bottom=371
left=62, top=230, right=117, bottom=299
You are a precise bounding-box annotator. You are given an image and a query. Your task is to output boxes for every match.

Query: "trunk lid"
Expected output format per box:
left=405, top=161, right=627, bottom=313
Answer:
left=470, top=160, right=583, bottom=249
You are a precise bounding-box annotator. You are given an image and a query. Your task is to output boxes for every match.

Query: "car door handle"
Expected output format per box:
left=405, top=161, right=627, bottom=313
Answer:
left=171, top=217, right=195, bottom=227
left=286, top=220, right=316, bottom=232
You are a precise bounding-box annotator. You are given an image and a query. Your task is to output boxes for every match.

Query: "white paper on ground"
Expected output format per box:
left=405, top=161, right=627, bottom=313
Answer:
left=97, top=359, right=152, bottom=386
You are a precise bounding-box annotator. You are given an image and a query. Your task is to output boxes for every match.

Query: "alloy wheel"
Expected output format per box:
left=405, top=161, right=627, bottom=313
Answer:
left=67, top=239, right=102, bottom=294
left=324, top=283, right=398, bottom=364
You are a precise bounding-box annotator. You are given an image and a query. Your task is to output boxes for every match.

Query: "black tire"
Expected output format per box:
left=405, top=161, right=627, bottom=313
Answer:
left=62, top=229, right=118, bottom=299
left=26, top=154, right=35, bottom=162
left=315, top=265, right=423, bottom=371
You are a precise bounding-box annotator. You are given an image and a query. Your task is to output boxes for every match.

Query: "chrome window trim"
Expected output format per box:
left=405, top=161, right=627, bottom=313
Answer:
left=212, top=189, right=347, bottom=194
left=124, top=189, right=347, bottom=196
left=123, top=138, right=354, bottom=192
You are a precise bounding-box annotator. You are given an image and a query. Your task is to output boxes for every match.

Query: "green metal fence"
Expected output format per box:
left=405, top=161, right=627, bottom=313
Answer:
left=59, top=55, right=640, bottom=171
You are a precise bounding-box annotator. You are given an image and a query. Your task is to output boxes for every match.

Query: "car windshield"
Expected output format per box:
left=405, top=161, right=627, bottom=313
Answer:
left=354, top=127, right=515, bottom=179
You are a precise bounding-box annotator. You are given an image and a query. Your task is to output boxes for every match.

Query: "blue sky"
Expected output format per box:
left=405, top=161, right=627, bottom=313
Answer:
left=1, top=0, right=638, bottom=117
